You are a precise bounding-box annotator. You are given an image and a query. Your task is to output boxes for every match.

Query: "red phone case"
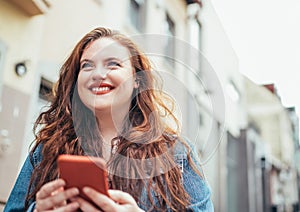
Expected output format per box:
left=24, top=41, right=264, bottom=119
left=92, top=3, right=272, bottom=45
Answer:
left=57, top=154, right=109, bottom=203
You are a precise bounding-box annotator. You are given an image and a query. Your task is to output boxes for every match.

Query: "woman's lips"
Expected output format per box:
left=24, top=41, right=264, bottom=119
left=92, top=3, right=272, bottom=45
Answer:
left=89, top=83, right=115, bottom=95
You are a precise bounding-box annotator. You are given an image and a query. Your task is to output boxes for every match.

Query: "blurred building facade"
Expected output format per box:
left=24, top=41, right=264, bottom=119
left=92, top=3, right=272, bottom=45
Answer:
left=245, top=77, right=300, bottom=211
left=191, top=1, right=247, bottom=211
left=0, top=0, right=299, bottom=211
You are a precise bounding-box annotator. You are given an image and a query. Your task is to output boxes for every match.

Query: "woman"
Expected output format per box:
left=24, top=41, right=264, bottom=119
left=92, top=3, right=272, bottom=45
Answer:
left=4, top=27, right=213, bottom=211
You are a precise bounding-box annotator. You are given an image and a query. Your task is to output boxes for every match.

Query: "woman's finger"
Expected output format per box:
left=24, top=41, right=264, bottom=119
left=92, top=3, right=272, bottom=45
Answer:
left=71, top=196, right=101, bottom=212
left=36, top=179, right=65, bottom=200
left=83, top=187, right=116, bottom=211
left=36, top=187, right=79, bottom=210
left=51, top=187, right=65, bottom=207
left=108, top=190, right=136, bottom=205
left=53, top=201, right=80, bottom=212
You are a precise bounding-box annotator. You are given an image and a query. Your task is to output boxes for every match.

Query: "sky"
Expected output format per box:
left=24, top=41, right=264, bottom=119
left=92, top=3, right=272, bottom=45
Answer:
left=210, top=0, right=300, bottom=117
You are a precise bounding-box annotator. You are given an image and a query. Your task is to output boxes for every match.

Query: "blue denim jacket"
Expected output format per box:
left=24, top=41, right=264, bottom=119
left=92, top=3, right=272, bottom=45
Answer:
left=4, top=141, right=214, bottom=212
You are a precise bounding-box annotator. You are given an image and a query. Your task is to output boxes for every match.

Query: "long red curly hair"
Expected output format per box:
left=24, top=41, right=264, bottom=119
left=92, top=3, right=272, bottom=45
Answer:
left=25, top=27, right=201, bottom=211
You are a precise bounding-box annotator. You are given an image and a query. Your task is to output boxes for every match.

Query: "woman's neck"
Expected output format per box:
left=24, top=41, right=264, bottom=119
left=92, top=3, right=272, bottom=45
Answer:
left=95, top=110, right=127, bottom=160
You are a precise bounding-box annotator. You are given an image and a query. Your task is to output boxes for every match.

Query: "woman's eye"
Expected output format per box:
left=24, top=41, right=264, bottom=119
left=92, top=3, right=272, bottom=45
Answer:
left=107, top=61, right=121, bottom=68
left=80, top=62, right=94, bottom=70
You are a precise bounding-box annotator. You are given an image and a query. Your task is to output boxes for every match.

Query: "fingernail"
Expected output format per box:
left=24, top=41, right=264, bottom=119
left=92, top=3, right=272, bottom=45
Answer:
left=83, top=187, right=90, bottom=193
left=58, top=179, right=66, bottom=185
left=73, top=188, right=80, bottom=194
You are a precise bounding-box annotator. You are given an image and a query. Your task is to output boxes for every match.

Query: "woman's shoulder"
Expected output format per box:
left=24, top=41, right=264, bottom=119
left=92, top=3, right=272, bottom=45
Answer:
left=171, top=135, right=197, bottom=163
left=172, top=136, right=214, bottom=211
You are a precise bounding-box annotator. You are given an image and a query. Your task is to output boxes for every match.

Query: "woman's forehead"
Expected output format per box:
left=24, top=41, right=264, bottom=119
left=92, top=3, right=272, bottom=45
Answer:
left=82, top=38, right=131, bottom=61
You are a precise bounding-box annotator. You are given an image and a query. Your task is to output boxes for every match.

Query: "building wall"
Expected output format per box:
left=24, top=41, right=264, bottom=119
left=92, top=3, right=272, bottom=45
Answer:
left=195, top=1, right=247, bottom=211
left=244, top=76, right=298, bottom=209
left=245, top=77, right=294, bottom=163
left=0, top=0, right=44, bottom=94
left=199, top=0, right=247, bottom=135
left=0, top=0, right=46, bottom=202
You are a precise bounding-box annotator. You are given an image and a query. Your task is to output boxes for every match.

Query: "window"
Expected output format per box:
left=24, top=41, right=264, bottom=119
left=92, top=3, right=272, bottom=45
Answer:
left=196, top=20, right=202, bottom=75
left=190, top=20, right=201, bottom=50
left=34, top=77, right=53, bottom=135
left=226, top=80, right=240, bottom=102
left=199, top=112, right=204, bottom=126
left=129, top=0, right=146, bottom=31
left=189, top=19, right=202, bottom=75
left=39, top=77, right=54, bottom=102
left=164, top=13, right=175, bottom=67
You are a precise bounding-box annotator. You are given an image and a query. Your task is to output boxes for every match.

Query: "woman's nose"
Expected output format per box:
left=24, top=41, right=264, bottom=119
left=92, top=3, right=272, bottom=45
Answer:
left=91, top=66, right=110, bottom=80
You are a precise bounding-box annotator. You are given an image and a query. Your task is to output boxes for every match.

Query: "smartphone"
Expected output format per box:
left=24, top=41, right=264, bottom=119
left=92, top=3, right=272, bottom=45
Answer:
left=57, top=154, right=110, bottom=204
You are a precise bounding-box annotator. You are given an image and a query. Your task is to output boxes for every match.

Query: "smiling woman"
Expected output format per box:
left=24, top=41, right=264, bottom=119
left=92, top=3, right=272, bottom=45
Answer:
left=77, top=37, right=138, bottom=121
left=4, top=27, right=214, bottom=212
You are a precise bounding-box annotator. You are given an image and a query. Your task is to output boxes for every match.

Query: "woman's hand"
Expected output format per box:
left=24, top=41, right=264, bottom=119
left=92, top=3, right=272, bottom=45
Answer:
left=75, top=188, right=145, bottom=212
left=34, top=179, right=80, bottom=212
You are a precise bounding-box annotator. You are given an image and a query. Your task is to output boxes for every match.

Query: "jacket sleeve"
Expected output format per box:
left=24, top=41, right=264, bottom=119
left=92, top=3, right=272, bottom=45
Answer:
left=4, top=146, right=42, bottom=212
left=174, top=139, right=214, bottom=212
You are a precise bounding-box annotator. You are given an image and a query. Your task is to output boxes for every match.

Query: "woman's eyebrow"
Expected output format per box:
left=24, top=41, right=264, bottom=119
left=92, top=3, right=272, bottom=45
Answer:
left=103, top=57, right=123, bottom=62
left=80, top=59, right=94, bottom=64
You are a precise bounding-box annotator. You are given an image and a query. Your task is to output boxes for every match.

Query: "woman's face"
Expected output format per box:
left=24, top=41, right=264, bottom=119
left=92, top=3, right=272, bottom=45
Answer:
left=77, top=37, right=138, bottom=115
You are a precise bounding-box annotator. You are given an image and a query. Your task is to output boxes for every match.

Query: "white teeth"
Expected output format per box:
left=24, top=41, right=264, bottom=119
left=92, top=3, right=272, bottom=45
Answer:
left=92, top=87, right=111, bottom=92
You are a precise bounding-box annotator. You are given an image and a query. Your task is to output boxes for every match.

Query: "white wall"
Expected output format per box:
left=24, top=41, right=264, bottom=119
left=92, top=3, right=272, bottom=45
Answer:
left=0, top=0, right=44, bottom=94
left=195, top=1, right=248, bottom=210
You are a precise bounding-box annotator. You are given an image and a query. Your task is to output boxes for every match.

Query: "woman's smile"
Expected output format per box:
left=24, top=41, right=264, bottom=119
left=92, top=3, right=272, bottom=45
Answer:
left=89, top=82, right=115, bottom=95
